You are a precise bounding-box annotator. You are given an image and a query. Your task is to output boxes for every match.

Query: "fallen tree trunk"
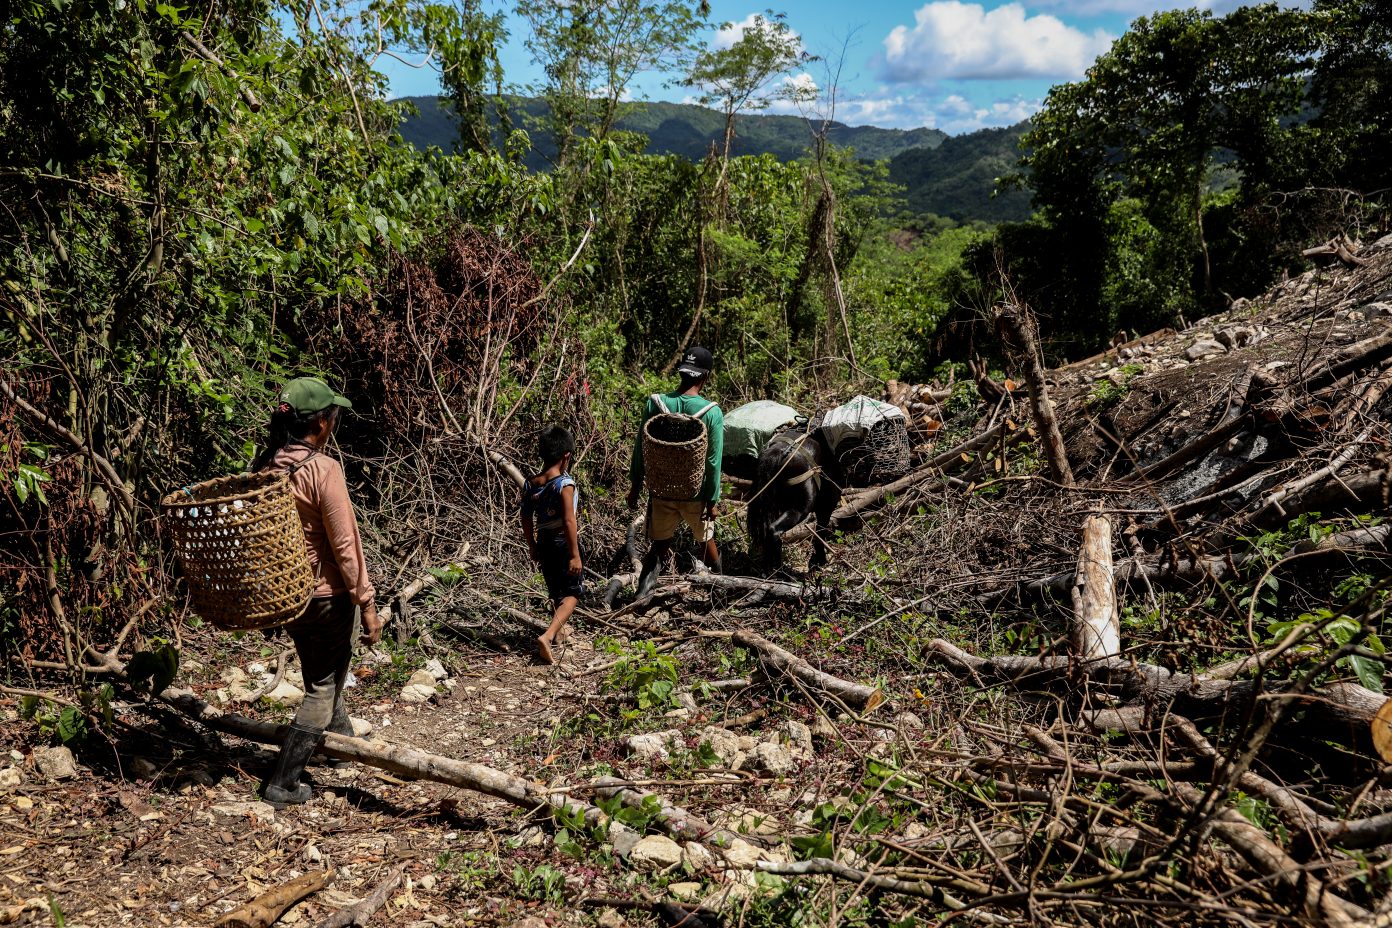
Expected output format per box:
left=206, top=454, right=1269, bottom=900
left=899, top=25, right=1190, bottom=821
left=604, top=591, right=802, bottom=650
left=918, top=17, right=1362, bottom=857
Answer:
left=733, top=629, right=884, bottom=712
left=215, top=869, right=333, bottom=928
left=1070, top=513, right=1117, bottom=660
left=927, top=638, right=1385, bottom=749
left=592, top=777, right=749, bottom=849
left=997, top=521, right=1392, bottom=605
left=156, top=690, right=726, bottom=846
left=1171, top=784, right=1367, bottom=928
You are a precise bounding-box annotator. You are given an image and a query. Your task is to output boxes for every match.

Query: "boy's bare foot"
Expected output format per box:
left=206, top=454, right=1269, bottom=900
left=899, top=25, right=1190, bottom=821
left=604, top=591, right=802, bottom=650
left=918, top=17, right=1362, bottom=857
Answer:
left=537, top=636, right=555, bottom=665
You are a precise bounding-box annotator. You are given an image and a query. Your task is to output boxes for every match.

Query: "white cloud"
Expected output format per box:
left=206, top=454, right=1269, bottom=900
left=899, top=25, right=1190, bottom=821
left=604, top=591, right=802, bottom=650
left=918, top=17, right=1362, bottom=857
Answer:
left=786, top=90, right=1040, bottom=133
left=714, top=13, right=764, bottom=49
left=882, top=2, right=1114, bottom=82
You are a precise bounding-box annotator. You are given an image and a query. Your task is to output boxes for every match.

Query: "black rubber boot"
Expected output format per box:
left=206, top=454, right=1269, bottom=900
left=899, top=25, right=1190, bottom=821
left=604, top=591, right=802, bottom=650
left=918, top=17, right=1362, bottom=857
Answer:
left=262, top=723, right=321, bottom=808
left=636, top=557, right=661, bottom=599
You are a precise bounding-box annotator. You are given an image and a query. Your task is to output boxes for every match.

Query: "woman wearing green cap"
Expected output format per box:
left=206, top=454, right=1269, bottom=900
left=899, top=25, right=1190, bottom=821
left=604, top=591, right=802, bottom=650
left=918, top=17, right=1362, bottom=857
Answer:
left=251, top=376, right=382, bottom=807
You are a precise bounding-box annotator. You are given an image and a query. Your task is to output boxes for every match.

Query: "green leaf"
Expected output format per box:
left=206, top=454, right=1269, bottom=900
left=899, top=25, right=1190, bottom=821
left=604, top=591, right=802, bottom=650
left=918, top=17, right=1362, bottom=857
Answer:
left=1347, top=655, right=1384, bottom=693
left=55, top=706, right=86, bottom=745
left=126, top=642, right=180, bottom=696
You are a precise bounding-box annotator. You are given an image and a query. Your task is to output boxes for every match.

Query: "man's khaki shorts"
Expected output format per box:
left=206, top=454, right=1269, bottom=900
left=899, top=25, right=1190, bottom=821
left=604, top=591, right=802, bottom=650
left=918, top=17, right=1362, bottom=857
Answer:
left=648, top=498, right=714, bottom=543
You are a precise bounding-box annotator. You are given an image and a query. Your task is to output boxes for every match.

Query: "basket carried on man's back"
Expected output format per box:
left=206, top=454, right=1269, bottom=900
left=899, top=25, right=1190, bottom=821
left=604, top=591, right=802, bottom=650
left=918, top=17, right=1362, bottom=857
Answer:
left=642, top=394, right=717, bottom=500
left=162, top=471, right=314, bottom=631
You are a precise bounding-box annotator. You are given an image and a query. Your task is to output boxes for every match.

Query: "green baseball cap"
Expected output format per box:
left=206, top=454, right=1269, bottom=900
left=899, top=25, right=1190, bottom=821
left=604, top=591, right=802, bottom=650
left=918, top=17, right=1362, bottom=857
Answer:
left=278, top=376, right=353, bottom=416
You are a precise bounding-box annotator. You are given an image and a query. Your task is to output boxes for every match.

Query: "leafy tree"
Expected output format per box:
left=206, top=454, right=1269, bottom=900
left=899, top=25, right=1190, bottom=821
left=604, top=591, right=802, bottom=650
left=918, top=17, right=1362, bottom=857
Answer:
left=385, top=0, right=509, bottom=154
left=681, top=11, right=811, bottom=163
left=1009, top=3, right=1320, bottom=346
left=516, top=0, right=710, bottom=167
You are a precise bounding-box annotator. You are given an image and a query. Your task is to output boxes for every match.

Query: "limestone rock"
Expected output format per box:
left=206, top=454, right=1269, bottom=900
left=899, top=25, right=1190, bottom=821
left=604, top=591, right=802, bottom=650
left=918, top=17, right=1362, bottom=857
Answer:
left=698, top=727, right=741, bottom=766
left=220, top=667, right=249, bottom=687
left=423, top=659, right=448, bottom=681
left=596, top=908, right=626, bottom=928
left=399, top=682, right=437, bottom=704
left=674, top=690, right=699, bottom=711
left=749, top=742, right=794, bottom=776
left=720, top=838, right=762, bottom=869
left=34, top=746, right=78, bottom=780
left=406, top=669, right=438, bottom=689
left=1215, top=325, right=1267, bottom=351
left=228, top=683, right=259, bottom=704
left=266, top=680, right=305, bottom=707
left=630, top=835, right=684, bottom=872
left=811, top=714, right=838, bottom=742
left=1184, top=338, right=1224, bottom=361
left=682, top=841, right=716, bottom=872
left=0, top=767, right=21, bottom=789
left=349, top=716, right=373, bottom=737
left=784, top=720, right=814, bottom=757
left=607, top=822, right=641, bottom=859
left=668, top=882, right=703, bottom=902
left=625, top=730, right=681, bottom=763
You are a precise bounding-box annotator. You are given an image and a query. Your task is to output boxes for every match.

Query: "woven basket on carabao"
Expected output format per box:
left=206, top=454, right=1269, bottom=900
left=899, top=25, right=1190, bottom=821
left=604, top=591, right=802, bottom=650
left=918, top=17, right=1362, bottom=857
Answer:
left=643, top=413, right=709, bottom=501
left=866, top=416, right=911, bottom=483
left=162, top=471, right=314, bottom=631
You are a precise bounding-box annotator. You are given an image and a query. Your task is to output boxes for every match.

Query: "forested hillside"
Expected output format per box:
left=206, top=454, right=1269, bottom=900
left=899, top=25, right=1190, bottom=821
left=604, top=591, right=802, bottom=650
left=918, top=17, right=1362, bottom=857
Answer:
left=397, top=95, right=1030, bottom=224
left=3, top=0, right=1392, bottom=925
left=397, top=94, right=948, bottom=165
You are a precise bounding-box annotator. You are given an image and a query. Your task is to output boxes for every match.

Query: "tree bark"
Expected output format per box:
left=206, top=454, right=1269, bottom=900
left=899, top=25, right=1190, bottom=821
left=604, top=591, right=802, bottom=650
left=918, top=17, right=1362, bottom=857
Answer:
left=215, top=869, right=332, bottom=928
left=158, top=690, right=737, bottom=847
left=994, top=302, right=1073, bottom=486
left=311, top=865, right=403, bottom=928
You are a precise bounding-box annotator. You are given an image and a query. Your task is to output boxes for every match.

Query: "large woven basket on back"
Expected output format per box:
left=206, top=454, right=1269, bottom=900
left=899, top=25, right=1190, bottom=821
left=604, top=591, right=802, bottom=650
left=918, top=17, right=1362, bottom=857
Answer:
left=643, top=413, right=709, bottom=501
left=162, top=471, right=314, bottom=630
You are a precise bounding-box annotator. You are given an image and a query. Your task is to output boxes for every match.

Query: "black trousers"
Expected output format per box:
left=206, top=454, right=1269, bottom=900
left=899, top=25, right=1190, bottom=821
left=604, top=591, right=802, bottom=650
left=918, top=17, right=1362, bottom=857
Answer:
left=284, top=594, right=356, bottom=730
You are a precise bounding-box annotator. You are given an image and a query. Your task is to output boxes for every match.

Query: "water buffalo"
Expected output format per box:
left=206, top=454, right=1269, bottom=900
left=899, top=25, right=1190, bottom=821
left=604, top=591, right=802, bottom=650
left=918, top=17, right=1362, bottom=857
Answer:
left=747, top=427, right=843, bottom=571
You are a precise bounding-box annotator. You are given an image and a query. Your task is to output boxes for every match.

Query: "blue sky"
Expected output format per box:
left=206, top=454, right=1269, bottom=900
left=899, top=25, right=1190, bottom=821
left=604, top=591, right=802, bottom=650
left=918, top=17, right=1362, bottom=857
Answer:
left=377, top=0, right=1254, bottom=134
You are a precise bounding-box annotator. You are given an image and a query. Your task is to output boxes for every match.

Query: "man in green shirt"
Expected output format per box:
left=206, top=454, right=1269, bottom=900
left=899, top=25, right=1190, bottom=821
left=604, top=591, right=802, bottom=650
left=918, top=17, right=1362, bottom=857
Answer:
left=627, top=346, right=725, bottom=597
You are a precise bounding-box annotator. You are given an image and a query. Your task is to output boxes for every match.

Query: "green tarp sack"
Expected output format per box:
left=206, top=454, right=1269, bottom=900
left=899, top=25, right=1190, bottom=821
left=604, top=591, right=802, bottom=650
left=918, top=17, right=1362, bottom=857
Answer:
left=723, top=401, right=801, bottom=463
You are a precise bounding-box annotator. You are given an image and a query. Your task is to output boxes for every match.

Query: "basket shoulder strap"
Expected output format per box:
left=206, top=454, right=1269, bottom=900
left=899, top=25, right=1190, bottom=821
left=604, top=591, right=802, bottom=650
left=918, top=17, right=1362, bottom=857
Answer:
left=649, top=393, right=670, bottom=414
left=691, top=401, right=717, bottom=421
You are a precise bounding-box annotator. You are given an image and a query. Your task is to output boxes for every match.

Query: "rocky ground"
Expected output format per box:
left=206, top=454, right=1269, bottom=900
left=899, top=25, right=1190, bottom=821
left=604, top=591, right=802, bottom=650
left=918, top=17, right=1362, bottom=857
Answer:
left=0, top=607, right=934, bottom=927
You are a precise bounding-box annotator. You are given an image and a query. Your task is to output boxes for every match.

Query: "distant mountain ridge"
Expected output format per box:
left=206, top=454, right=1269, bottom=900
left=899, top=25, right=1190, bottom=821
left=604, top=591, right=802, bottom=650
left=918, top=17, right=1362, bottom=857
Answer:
left=395, top=95, right=1031, bottom=223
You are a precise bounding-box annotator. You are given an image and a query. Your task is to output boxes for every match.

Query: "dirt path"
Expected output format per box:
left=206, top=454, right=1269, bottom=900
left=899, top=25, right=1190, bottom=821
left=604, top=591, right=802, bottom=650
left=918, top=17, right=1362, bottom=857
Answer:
left=0, top=631, right=623, bottom=927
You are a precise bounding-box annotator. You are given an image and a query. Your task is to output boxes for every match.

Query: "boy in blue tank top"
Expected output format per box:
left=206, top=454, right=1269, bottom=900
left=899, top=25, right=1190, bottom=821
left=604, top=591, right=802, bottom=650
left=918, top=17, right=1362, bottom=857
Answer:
left=521, top=426, right=583, bottom=664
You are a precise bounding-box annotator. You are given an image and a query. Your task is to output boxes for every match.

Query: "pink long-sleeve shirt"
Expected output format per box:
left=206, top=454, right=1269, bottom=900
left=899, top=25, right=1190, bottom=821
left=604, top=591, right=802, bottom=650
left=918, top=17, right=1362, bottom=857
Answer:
left=270, top=444, right=376, bottom=607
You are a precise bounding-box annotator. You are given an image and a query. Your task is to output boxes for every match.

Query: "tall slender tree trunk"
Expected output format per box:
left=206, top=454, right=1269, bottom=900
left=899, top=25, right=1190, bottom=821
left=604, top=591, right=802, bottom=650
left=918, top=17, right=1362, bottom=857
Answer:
left=1196, top=179, right=1212, bottom=300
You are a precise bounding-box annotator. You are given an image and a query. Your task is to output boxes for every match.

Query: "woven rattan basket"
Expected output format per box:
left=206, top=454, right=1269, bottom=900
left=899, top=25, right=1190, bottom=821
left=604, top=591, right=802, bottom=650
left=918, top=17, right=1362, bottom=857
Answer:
left=865, top=416, right=911, bottom=483
left=162, top=472, right=314, bottom=631
left=827, top=415, right=911, bottom=487
left=643, top=413, right=709, bottom=500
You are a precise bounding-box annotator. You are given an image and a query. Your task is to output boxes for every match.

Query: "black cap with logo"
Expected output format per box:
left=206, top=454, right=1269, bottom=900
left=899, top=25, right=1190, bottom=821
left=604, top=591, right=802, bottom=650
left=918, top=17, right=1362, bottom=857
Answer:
left=676, top=346, right=713, bottom=378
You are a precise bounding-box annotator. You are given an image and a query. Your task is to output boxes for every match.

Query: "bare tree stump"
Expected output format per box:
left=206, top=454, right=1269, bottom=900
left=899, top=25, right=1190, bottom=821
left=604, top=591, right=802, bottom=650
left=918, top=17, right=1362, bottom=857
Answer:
left=1070, top=514, right=1118, bottom=660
